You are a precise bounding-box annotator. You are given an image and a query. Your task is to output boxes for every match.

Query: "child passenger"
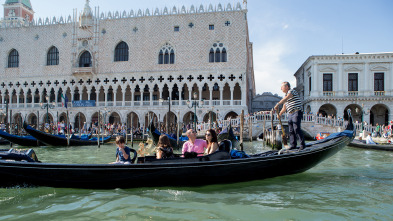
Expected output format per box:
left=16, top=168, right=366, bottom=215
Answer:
left=113, top=136, right=134, bottom=164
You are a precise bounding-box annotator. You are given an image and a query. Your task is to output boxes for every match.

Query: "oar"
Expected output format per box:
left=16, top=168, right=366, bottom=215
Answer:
left=274, top=108, right=289, bottom=149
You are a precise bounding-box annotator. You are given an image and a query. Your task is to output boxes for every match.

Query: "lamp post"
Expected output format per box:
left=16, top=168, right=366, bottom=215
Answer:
left=40, top=96, right=55, bottom=131
left=356, top=104, right=370, bottom=133
left=159, top=96, right=171, bottom=133
left=187, top=92, right=204, bottom=130
left=102, top=107, right=111, bottom=135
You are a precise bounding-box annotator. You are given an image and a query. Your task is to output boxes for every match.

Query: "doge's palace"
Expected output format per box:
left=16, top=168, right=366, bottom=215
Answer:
left=0, top=0, right=255, bottom=131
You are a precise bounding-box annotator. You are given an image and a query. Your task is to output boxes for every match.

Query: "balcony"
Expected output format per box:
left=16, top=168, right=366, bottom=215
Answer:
left=348, top=91, right=358, bottom=96
left=72, top=67, right=95, bottom=75
left=323, top=91, right=335, bottom=97
left=374, top=91, right=385, bottom=96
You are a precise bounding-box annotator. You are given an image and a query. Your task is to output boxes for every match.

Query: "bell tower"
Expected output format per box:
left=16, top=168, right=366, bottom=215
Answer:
left=3, top=0, right=34, bottom=22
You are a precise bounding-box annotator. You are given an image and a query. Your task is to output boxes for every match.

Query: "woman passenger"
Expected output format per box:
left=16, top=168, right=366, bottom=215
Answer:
left=204, top=129, right=219, bottom=155
left=156, top=135, right=174, bottom=159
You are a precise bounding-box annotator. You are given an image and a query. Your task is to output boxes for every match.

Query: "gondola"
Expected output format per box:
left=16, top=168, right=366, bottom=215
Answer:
left=0, top=129, right=44, bottom=146
left=0, top=111, right=355, bottom=189
left=148, top=121, right=186, bottom=149
left=348, top=139, right=393, bottom=151
left=23, top=122, right=112, bottom=146
left=0, top=138, right=10, bottom=145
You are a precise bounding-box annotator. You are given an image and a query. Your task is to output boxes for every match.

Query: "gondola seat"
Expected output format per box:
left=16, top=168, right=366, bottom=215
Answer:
left=218, top=140, right=232, bottom=152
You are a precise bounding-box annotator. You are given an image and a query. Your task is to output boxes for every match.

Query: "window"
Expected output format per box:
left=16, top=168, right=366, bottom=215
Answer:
left=209, top=49, right=214, bottom=63
left=114, top=41, right=129, bottom=62
left=47, top=46, right=59, bottom=66
left=209, top=43, right=227, bottom=63
left=8, top=49, right=19, bottom=68
left=374, top=73, right=384, bottom=91
left=323, top=74, right=333, bottom=91
left=79, top=51, right=92, bottom=67
left=348, top=73, right=358, bottom=91
left=309, top=77, right=312, bottom=93
left=158, top=43, right=175, bottom=64
left=174, top=26, right=179, bottom=32
left=209, top=25, right=214, bottom=30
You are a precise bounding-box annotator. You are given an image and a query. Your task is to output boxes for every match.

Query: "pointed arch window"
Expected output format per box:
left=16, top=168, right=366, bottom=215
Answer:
left=209, top=48, right=214, bottom=63
left=47, top=46, right=59, bottom=66
left=209, top=43, right=227, bottom=63
left=8, top=49, right=19, bottom=68
left=79, top=51, right=92, bottom=67
left=158, top=43, right=175, bottom=64
left=221, top=48, right=227, bottom=62
left=114, top=41, right=129, bottom=62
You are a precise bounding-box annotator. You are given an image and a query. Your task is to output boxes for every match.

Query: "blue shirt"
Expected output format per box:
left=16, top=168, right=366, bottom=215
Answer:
left=116, top=146, right=131, bottom=162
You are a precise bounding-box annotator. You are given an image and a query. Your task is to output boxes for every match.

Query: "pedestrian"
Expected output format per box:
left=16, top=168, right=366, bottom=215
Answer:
left=274, top=81, right=306, bottom=150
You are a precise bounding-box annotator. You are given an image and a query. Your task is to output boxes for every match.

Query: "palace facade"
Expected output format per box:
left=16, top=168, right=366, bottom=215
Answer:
left=0, top=0, right=255, bottom=131
left=294, top=52, right=393, bottom=126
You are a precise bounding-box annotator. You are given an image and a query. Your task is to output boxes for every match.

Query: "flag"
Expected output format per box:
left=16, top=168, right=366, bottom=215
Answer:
left=61, top=94, right=68, bottom=108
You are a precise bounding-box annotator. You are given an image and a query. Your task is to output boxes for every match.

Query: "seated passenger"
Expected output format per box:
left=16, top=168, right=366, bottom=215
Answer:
left=113, top=136, right=133, bottom=164
left=155, top=135, right=174, bottom=159
left=366, top=134, right=376, bottom=145
left=182, top=129, right=207, bottom=157
left=204, top=129, right=219, bottom=155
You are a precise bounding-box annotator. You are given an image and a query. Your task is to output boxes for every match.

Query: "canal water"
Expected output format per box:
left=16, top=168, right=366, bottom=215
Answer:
left=1, top=142, right=392, bottom=221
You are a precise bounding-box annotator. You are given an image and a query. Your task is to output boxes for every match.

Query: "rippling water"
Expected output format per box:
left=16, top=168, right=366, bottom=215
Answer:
left=1, top=142, right=393, bottom=221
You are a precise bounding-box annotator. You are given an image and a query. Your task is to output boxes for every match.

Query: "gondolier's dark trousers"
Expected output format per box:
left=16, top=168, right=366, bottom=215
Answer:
left=288, top=110, right=306, bottom=149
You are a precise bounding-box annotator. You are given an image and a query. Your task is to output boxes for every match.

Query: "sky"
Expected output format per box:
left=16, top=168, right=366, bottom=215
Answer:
left=1, top=0, right=393, bottom=95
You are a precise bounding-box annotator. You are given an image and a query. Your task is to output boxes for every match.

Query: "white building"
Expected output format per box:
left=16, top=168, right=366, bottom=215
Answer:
left=0, top=0, right=255, bottom=132
left=294, top=52, right=393, bottom=126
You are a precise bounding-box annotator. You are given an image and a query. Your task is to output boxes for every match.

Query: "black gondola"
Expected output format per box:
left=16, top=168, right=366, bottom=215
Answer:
left=0, top=129, right=44, bottom=146
left=23, top=122, right=111, bottom=146
left=348, top=139, right=393, bottom=151
left=0, top=138, right=10, bottom=145
left=148, top=121, right=185, bottom=149
left=0, top=112, right=355, bottom=189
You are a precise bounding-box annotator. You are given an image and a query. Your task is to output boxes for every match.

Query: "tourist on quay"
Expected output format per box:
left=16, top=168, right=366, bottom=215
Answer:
left=155, top=135, right=174, bottom=159
left=204, top=129, right=219, bottom=155
left=182, top=129, right=207, bottom=157
left=274, top=81, right=306, bottom=150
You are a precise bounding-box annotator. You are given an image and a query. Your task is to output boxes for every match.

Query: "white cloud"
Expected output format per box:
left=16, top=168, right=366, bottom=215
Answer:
left=253, top=39, right=295, bottom=96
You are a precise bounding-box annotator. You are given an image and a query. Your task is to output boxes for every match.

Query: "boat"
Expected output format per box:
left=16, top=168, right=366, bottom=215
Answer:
left=0, top=129, right=44, bottom=146
left=316, top=132, right=331, bottom=140
left=348, top=139, right=393, bottom=151
left=23, top=122, right=112, bottom=146
left=0, top=138, right=10, bottom=145
left=0, top=112, right=355, bottom=189
left=148, top=121, right=186, bottom=149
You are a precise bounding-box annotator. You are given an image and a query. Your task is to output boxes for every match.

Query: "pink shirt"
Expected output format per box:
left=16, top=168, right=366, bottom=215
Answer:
left=182, top=139, right=207, bottom=156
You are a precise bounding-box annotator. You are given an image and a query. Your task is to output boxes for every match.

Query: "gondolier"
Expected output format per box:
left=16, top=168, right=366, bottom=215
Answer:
left=274, top=81, right=306, bottom=150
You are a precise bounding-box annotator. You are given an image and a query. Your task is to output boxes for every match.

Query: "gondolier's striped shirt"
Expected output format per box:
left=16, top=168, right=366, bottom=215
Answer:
left=285, top=89, right=302, bottom=113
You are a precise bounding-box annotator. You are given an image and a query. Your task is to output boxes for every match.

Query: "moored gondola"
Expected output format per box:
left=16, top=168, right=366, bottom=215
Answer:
left=348, top=139, right=393, bottom=151
left=23, top=122, right=111, bottom=146
left=0, top=129, right=44, bottom=146
left=0, top=111, right=355, bottom=189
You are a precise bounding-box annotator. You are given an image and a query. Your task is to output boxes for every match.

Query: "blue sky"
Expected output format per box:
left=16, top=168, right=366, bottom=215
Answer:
left=2, top=0, right=392, bottom=95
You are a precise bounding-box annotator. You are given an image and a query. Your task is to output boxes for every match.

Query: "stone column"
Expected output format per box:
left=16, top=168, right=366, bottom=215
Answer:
left=131, top=88, right=134, bottom=106
left=230, top=86, right=234, bottom=106
left=219, top=88, right=223, bottom=106
left=150, top=90, right=153, bottom=106
left=113, top=88, right=117, bottom=107
left=122, top=88, right=126, bottom=107
left=210, top=88, right=213, bottom=106
left=104, top=88, right=108, bottom=107
left=16, top=93, right=20, bottom=108
left=24, top=91, right=27, bottom=108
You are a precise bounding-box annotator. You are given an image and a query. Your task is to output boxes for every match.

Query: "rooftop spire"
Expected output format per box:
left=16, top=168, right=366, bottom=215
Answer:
left=79, top=0, right=93, bottom=28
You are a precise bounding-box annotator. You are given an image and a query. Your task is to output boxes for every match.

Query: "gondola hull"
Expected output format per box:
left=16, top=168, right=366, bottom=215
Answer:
left=0, top=131, right=353, bottom=189
left=23, top=123, right=111, bottom=146
left=0, top=130, right=43, bottom=146
left=1, top=113, right=355, bottom=188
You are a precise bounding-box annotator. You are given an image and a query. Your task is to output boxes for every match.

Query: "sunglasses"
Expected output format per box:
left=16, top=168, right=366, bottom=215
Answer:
left=205, top=133, right=211, bottom=136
